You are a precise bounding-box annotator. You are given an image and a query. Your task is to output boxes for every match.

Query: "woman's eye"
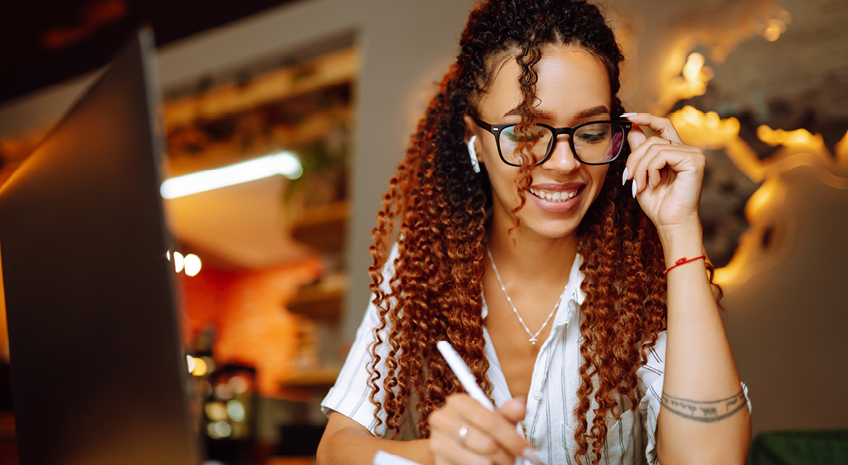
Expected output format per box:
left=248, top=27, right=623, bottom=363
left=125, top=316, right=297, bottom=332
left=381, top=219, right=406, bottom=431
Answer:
left=504, top=127, right=544, bottom=143
left=577, top=128, right=609, bottom=143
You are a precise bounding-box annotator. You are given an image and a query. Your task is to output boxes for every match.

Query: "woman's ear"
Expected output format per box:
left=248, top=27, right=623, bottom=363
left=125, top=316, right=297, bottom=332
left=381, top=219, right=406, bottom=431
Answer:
left=463, top=114, right=477, bottom=143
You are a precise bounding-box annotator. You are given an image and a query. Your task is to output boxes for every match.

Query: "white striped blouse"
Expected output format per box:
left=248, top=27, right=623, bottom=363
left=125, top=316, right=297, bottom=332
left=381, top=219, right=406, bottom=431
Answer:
left=321, top=250, right=748, bottom=465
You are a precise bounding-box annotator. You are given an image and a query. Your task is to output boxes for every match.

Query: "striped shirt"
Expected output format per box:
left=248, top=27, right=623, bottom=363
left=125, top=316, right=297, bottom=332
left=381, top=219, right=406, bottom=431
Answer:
left=321, top=249, right=748, bottom=465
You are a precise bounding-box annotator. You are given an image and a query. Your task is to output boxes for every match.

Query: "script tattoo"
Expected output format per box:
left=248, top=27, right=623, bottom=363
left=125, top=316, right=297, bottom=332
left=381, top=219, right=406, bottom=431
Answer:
left=661, top=390, right=747, bottom=423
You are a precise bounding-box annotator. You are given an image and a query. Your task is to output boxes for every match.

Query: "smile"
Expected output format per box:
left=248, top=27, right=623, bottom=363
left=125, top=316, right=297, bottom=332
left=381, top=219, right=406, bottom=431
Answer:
left=528, top=187, right=579, bottom=203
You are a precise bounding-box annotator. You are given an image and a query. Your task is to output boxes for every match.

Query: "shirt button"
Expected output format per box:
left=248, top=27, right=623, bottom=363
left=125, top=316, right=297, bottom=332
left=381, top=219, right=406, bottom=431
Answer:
left=532, top=391, right=543, bottom=401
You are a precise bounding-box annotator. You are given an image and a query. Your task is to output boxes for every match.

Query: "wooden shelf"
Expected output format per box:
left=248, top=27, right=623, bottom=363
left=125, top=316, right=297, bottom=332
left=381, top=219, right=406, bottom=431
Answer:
left=164, top=48, right=359, bottom=129
left=281, top=366, right=341, bottom=389
left=286, top=272, right=347, bottom=320
left=290, top=201, right=349, bottom=252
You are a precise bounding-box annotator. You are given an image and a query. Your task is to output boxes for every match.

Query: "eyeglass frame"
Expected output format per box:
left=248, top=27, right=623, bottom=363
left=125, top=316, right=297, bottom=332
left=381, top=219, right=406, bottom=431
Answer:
left=471, top=115, right=632, bottom=166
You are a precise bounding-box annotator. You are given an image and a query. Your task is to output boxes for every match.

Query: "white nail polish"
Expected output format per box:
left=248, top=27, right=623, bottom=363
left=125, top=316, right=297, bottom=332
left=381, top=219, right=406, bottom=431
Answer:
left=622, top=167, right=629, bottom=186
left=632, top=180, right=637, bottom=198
left=621, top=112, right=638, bottom=118
left=649, top=177, right=654, bottom=189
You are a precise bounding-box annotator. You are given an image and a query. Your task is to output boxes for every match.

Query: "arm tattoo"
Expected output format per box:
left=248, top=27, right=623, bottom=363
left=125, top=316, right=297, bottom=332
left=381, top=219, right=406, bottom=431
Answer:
left=661, top=390, right=747, bottom=423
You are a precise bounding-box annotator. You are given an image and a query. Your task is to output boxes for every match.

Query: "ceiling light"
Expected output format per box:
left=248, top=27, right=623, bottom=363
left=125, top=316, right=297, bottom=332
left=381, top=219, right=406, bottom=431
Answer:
left=160, top=151, right=303, bottom=199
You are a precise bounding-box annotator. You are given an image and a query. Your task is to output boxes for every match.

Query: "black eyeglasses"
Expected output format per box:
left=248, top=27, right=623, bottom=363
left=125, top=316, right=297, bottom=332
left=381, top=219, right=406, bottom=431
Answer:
left=472, top=116, right=631, bottom=166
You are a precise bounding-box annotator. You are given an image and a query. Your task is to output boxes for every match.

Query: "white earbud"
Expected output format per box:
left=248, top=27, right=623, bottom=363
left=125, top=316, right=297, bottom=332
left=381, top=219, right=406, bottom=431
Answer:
left=467, top=135, right=481, bottom=173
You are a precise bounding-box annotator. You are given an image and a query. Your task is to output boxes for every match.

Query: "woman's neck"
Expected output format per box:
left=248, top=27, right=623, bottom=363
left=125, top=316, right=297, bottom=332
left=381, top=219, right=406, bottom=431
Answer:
left=486, top=216, right=579, bottom=287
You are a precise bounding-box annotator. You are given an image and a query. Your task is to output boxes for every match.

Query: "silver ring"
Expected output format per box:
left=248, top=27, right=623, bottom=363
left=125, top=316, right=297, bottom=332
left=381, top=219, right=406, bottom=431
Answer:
left=458, top=425, right=469, bottom=444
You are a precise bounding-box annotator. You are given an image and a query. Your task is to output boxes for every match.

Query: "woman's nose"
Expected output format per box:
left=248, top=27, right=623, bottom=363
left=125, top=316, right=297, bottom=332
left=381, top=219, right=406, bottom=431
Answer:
left=542, top=136, right=580, bottom=172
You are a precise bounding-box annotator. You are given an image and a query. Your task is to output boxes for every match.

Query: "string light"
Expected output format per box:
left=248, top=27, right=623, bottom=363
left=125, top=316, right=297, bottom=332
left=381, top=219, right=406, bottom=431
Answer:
left=184, top=254, right=202, bottom=277
left=173, top=252, right=184, bottom=273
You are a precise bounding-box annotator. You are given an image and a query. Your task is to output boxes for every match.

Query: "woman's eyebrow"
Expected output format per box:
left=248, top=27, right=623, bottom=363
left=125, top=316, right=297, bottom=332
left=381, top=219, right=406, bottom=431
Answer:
left=502, top=105, right=610, bottom=120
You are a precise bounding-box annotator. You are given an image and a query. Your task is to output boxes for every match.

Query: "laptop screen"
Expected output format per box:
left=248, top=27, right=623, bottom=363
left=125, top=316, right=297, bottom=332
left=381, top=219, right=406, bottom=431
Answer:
left=0, top=29, right=200, bottom=465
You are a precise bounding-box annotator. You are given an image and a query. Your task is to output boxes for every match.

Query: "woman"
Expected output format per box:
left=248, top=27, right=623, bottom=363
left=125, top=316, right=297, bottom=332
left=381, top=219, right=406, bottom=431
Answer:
left=317, top=1, right=751, bottom=464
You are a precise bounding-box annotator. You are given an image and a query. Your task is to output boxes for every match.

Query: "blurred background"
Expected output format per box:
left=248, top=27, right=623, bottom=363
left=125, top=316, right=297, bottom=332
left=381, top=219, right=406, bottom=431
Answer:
left=0, top=0, right=846, bottom=463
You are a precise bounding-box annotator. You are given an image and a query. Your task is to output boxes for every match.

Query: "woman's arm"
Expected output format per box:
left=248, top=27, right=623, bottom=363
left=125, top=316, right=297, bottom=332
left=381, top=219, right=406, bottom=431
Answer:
left=656, top=222, right=751, bottom=465
left=625, top=113, right=751, bottom=465
left=317, top=412, right=433, bottom=465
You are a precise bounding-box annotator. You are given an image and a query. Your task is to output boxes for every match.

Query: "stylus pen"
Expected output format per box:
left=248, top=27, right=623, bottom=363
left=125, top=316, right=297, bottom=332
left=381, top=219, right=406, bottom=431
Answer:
left=436, top=340, right=495, bottom=411
left=436, top=340, right=541, bottom=465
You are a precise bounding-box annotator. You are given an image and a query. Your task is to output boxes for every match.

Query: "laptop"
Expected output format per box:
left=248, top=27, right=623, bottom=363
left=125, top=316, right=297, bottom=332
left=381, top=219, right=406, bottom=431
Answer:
left=0, top=29, right=200, bottom=465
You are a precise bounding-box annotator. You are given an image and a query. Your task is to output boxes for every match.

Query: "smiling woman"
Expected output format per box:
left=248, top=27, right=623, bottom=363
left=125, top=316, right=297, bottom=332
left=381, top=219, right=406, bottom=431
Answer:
left=314, top=1, right=751, bottom=464
left=466, top=45, right=622, bottom=240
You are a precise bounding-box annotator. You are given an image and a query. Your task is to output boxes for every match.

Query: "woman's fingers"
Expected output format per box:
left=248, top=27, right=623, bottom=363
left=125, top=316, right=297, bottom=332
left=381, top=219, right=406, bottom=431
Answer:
left=430, top=425, right=513, bottom=465
left=429, top=395, right=533, bottom=465
left=625, top=136, right=701, bottom=194
left=623, top=113, right=682, bottom=143
left=627, top=119, right=648, bottom=151
left=642, top=141, right=693, bottom=191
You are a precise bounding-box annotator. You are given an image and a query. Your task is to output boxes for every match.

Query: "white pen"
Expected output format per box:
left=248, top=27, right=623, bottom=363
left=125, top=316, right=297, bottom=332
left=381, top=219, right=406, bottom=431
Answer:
left=436, top=340, right=495, bottom=411
left=437, top=341, right=541, bottom=465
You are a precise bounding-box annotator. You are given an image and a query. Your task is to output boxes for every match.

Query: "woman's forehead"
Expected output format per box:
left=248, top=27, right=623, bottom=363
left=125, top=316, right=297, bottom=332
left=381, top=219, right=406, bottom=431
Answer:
left=479, top=44, right=612, bottom=122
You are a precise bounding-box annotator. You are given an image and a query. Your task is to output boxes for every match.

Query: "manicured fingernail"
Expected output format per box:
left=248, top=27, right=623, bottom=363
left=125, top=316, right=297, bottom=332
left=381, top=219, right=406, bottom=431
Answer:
left=522, top=447, right=542, bottom=464
left=622, top=167, right=629, bottom=185
left=631, top=180, right=637, bottom=198
left=621, top=112, right=638, bottom=118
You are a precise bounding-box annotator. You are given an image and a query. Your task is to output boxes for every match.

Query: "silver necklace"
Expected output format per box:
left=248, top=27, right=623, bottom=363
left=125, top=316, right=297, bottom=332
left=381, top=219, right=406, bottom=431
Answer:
left=486, top=248, right=565, bottom=345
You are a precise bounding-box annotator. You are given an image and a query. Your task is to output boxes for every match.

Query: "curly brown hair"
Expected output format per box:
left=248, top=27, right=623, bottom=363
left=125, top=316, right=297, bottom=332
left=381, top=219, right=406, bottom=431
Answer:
left=365, top=1, right=717, bottom=463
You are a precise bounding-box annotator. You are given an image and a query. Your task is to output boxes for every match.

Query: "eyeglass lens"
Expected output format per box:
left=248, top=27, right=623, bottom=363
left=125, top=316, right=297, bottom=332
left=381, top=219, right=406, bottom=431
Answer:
left=498, top=123, right=625, bottom=165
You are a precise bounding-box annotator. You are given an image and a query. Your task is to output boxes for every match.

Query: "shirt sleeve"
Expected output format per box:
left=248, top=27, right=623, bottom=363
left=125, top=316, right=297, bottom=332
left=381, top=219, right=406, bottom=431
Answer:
left=636, top=331, right=752, bottom=465
left=320, top=244, right=399, bottom=438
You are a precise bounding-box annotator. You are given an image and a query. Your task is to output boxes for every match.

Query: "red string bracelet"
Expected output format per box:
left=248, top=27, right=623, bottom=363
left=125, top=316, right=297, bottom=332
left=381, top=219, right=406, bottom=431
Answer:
left=663, top=255, right=707, bottom=275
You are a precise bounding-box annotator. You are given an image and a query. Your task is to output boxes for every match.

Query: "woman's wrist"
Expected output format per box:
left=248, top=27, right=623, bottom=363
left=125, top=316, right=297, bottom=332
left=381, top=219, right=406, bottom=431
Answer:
left=657, top=221, right=704, bottom=267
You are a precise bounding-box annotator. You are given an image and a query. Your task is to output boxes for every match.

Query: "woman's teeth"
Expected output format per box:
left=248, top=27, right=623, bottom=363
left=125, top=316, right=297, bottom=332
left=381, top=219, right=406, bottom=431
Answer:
left=529, top=188, right=577, bottom=202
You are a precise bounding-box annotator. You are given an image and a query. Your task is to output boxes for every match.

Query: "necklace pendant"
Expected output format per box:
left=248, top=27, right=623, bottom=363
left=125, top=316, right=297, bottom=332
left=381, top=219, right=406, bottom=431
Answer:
left=529, top=336, right=538, bottom=345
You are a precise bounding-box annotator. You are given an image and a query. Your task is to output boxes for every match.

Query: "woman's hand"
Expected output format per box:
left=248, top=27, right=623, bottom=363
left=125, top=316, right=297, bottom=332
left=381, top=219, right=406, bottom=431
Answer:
left=622, top=113, right=705, bottom=240
left=427, top=394, right=537, bottom=465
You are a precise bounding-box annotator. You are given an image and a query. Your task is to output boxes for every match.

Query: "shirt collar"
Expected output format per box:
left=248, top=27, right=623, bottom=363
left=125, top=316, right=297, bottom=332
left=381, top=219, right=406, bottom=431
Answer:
left=480, top=253, right=585, bottom=323
left=553, top=253, right=585, bottom=329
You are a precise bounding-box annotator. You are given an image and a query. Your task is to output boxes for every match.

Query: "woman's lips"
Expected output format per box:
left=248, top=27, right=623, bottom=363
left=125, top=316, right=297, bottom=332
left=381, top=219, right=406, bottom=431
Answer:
left=527, top=185, right=584, bottom=213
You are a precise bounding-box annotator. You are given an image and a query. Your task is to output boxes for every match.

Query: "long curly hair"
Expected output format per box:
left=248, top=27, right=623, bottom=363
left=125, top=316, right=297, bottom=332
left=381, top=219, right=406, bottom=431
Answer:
left=365, top=1, right=718, bottom=463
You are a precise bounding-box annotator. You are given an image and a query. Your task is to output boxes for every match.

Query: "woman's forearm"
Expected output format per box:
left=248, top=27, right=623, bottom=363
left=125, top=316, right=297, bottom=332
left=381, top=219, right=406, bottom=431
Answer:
left=656, top=223, right=751, bottom=465
left=317, top=413, right=433, bottom=465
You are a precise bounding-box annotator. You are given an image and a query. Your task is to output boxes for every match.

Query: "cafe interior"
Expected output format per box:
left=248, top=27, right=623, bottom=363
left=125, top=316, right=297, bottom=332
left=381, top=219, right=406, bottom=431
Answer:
left=0, top=0, right=846, bottom=464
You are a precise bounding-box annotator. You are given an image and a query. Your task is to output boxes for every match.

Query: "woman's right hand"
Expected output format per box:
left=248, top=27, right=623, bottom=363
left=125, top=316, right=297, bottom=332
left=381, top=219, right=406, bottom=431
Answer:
left=427, top=394, right=538, bottom=465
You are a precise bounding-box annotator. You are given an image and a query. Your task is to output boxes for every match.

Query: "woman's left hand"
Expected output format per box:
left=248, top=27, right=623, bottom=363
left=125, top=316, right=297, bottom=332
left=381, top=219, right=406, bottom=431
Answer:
left=622, top=113, right=705, bottom=237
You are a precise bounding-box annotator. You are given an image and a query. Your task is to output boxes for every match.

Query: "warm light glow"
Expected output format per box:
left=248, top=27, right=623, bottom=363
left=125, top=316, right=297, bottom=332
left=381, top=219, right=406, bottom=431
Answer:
left=160, top=151, right=302, bottom=199
left=166, top=250, right=171, bottom=261
left=227, top=400, right=246, bottom=422
left=207, top=420, right=232, bottom=439
left=184, top=254, right=202, bottom=277
left=205, top=402, right=228, bottom=421
left=173, top=252, right=185, bottom=273
left=757, top=125, right=825, bottom=149
left=201, top=356, right=216, bottom=374
left=745, top=178, right=784, bottom=220
left=186, top=355, right=195, bottom=373
left=667, top=108, right=848, bottom=289
left=229, top=375, right=249, bottom=394
left=836, top=131, right=848, bottom=163
left=671, top=106, right=740, bottom=147
left=656, top=52, right=715, bottom=113
left=214, top=383, right=233, bottom=400
left=192, top=357, right=208, bottom=376
left=682, top=53, right=706, bottom=85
